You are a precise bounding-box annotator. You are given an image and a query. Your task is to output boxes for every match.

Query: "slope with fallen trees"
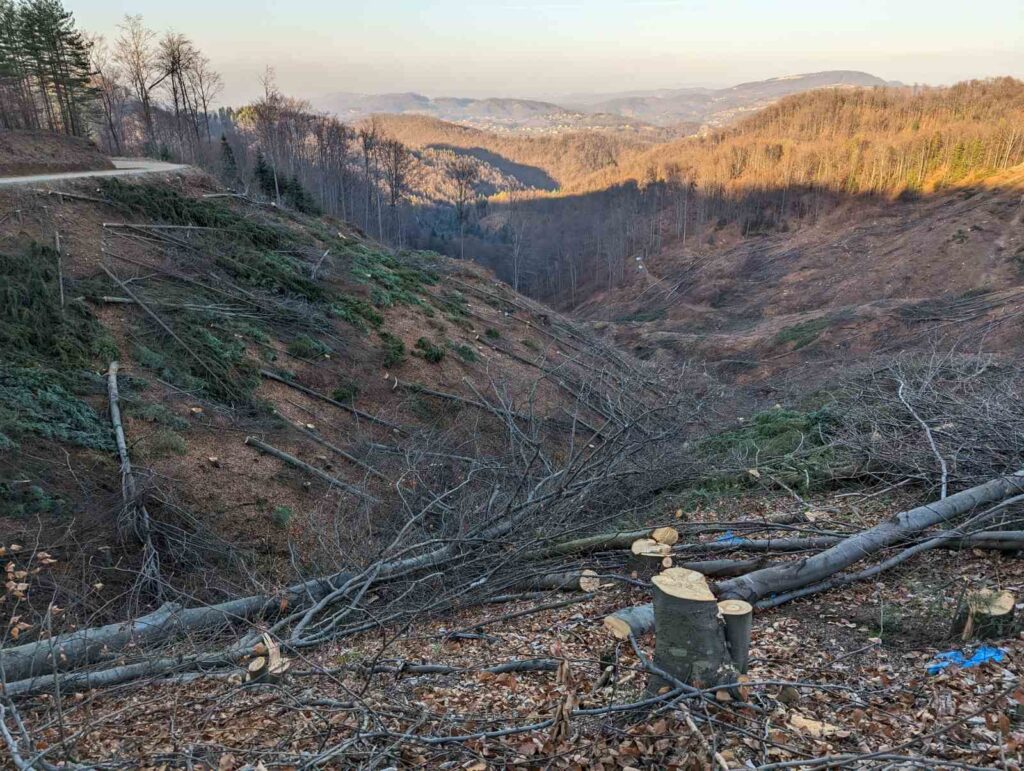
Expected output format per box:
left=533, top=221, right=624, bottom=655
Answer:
left=2, top=170, right=1024, bottom=767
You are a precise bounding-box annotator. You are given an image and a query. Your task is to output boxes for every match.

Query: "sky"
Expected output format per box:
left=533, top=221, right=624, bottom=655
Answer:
left=71, top=0, right=1024, bottom=105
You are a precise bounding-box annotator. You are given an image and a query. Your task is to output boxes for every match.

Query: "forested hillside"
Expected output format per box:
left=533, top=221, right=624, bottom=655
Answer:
left=372, top=113, right=668, bottom=191
left=456, top=79, right=1024, bottom=304
left=579, top=78, right=1024, bottom=195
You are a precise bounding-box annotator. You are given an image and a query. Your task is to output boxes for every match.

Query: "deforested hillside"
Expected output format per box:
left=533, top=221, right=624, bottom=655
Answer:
left=0, top=168, right=696, bottom=634
left=6, top=168, right=1024, bottom=770
left=579, top=166, right=1024, bottom=388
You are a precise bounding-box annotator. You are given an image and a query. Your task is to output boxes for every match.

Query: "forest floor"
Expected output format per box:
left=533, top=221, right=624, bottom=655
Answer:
left=11, top=491, right=1024, bottom=769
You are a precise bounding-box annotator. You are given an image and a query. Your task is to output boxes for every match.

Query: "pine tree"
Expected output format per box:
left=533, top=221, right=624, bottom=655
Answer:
left=253, top=148, right=276, bottom=198
left=220, top=134, right=238, bottom=184
left=17, top=0, right=95, bottom=136
left=0, top=0, right=37, bottom=129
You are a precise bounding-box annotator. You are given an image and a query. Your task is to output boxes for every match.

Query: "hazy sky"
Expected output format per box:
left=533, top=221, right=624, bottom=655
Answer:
left=71, top=0, right=1024, bottom=105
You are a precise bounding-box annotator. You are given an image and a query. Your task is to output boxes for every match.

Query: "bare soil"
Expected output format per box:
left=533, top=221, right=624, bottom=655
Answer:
left=0, top=130, right=114, bottom=176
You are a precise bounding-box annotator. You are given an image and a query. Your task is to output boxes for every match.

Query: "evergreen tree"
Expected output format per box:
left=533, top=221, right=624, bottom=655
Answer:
left=282, top=174, right=319, bottom=215
left=220, top=133, right=238, bottom=184
left=253, top=148, right=276, bottom=198
left=16, top=0, right=94, bottom=135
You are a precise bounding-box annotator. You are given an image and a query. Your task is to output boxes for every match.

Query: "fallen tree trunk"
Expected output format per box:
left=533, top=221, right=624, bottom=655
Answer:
left=675, top=536, right=840, bottom=554
left=259, top=369, right=404, bottom=432
left=244, top=437, right=378, bottom=504
left=107, top=361, right=160, bottom=593
left=718, top=471, right=1024, bottom=603
left=605, top=476, right=1024, bottom=634
left=532, top=521, right=845, bottom=560
left=679, top=558, right=768, bottom=578
left=1, top=466, right=570, bottom=688
left=517, top=570, right=601, bottom=592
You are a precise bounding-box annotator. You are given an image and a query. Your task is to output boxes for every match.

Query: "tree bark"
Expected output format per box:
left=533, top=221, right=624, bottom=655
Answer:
left=717, top=472, right=1024, bottom=603
left=718, top=600, right=753, bottom=674
left=648, top=568, right=737, bottom=692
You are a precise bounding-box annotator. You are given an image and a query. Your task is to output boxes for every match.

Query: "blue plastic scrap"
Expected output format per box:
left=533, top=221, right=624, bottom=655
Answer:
left=713, top=530, right=747, bottom=545
left=926, top=645, right=1006, bottom=675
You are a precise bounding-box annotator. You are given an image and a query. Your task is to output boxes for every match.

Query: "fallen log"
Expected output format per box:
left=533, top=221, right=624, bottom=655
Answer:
left=107, top=361, right=160, bottom=593
left=675, top=536, right=841, bottom=554
left=244, top=436, right=379, bottom=504
left=259, top=369, right=404, bottom=432
left=518, top=570, right=601, bottom=592
left=1, top=467, right=568, bottom=689
left=604, top=604, right=658, bottom=641
left=679, top=558, right=768, bottom=578
left=718, top=471, right=1024, bottom=603
left=605, top=479, right=1024, bottom=633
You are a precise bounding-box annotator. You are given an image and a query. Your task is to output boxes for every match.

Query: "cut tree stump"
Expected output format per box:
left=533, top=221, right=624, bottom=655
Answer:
left=647, top=568, right=737, bottom=692
left=953, top=589, right=1016, bottom=640
left=718, top=599, right=753, bottom=673
left=629, top=538, right=672, bottom=577
left=245, top=634, right=290, bottom=683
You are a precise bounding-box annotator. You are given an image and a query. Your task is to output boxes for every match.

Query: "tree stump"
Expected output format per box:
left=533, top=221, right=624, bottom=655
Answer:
left=718, top=599, right=753, bottom=673
left=953, top=589, right=1016, bottom=640
left=629, top=538, right=672, bottom=577
left=246, top=634, right=290, bottom=684
left=647, top=568, right=737, bottom=693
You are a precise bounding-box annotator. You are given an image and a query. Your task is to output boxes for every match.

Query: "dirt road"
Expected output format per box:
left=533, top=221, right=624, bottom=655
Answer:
left=0, top=157, right=188, bottom=186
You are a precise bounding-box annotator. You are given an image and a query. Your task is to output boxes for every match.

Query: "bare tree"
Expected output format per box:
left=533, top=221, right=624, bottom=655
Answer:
left=114, top=14, right=165, bottom=151
left=87, top=33, right=129, bottom=155
left=358, top=119, right=381, bottom=237
left=186, top=51, right=222, bottom=142
left=376, top=137, right=413, bottom=244
left=447, top=155, right=480, bottom=260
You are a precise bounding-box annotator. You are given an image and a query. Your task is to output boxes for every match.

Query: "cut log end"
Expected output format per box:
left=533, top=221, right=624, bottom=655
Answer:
left=631, top=538, right=671, bottom=557
left=603, top=616, right=632, bottom=640
left=651, top=567, right=716, bottom=602
left=578, top=569, right=601, bottom=592
left=955, top=589, right=1016, bottom=640
left=718, top=599, right=753, bottom=617
left=651, top=526, right=680, bottom=546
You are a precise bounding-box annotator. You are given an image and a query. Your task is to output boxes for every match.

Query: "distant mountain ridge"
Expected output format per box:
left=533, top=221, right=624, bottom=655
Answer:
left=313, top=71, right=895, bottom=131
left=563, top=71, right=895, bottom=126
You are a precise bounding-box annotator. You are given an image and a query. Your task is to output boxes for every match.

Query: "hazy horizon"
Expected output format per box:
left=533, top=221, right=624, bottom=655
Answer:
left=72, top=0, right=1023, bottom=106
